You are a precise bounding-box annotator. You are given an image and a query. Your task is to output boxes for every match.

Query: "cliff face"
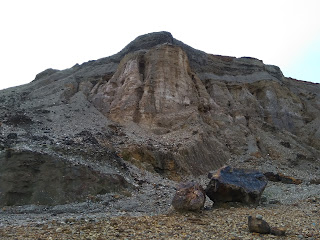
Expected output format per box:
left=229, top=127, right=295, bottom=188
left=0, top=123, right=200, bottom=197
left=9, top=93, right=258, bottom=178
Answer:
left=91, top=44, right=210, bottom=130
left=88, top=32, right=319, bottom=178
left=0, top=31, right=319, bottom=206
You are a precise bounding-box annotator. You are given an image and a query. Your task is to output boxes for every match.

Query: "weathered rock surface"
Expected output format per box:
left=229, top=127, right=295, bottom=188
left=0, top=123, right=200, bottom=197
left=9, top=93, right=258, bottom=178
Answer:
left=0, top=31, right=319, bottom=206
left=206, top=166, right=267, bottom=204
left=171, top=182, right=205, bottom=211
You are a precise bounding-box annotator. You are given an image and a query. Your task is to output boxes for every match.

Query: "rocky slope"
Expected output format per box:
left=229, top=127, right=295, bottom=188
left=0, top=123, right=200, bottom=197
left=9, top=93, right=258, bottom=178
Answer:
left=0, top=31, right=319, bottom=207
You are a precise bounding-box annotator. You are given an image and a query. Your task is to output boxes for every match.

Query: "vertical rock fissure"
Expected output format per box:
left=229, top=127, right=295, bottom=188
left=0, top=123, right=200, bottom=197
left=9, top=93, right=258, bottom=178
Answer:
left=133, top=55, right=146, bottom=123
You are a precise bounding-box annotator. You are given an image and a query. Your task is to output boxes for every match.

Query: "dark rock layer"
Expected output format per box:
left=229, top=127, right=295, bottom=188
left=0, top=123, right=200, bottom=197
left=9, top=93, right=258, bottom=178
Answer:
left=0, top=149, right=130, bottom=206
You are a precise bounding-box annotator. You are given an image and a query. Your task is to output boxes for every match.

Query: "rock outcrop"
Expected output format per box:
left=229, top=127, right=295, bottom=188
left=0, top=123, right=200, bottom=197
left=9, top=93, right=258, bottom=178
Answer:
left=0, top=31, right=319, bottom=206
left=0, top=149, right=130, bottom=206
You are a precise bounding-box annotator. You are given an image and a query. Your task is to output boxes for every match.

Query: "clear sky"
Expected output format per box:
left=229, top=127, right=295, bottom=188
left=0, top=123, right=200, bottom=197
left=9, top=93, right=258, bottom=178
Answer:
left=0, top=0, right=319, bottom=91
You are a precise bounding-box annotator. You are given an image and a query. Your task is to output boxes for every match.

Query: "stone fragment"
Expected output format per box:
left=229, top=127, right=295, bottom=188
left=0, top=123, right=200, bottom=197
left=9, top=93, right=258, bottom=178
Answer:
left=278, top=173, right=302, bottom=184
left=270, top=227, right=286, bottom=236
left=171, top=182, right=205, bottom=211
left=248, top=215, right=271, bottom=234
left=269, top=199, right=280, bottom=204
left=7, top=133, right=18, bottom=139
left=264, top=172, right=281, bottom=182
left=206, top=166, right=267, bottom=204
left=264, top=172, right=302, bottom=184
left=310, top=178, right=320, bottom=184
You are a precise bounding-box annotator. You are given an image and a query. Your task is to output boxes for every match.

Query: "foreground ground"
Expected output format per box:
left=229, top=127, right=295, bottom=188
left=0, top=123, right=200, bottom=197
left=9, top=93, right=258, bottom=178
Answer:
left=0, top=199, right=319, bottom=240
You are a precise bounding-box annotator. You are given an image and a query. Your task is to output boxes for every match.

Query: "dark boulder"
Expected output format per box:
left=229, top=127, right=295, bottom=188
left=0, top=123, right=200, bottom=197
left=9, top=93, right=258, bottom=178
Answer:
left=205, top=166, right=267, bottom=204
left=171, top=182, right=205, bottom=211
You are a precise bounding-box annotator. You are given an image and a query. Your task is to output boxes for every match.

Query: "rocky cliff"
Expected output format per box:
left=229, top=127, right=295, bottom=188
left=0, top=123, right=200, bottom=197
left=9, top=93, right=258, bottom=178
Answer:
left=0, top=31, right=319, bottom=206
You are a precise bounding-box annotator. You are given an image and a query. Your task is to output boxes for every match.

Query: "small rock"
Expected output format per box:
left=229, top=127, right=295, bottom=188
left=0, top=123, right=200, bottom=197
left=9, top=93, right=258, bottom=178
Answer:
left=270, top=227, right=286, bottom=236
left=7, top=133, right=18, bottom=139
left=310, top=178, right=320, bottom=185
left=248, top=215, right=270, bottom=234
left=56, top=227, right=63, bottom=233
left=269, top=199, right=280, bottom=204
left=264, top=172, right=302, bottom=184
left=306, top=232, right=313, bottom=237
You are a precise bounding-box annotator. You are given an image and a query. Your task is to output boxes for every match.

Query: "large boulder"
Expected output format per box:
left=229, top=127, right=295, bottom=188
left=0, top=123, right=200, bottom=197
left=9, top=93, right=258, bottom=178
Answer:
left=205, top=166, right=267, bottom=204
left=171, top=182, right=205, bottom=211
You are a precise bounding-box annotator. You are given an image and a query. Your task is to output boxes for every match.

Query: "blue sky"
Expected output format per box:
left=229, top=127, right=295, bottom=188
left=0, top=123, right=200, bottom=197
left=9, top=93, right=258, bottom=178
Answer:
left=0, top=0, right=319, bottom=91
left=282, top=34, right=320, bottom=83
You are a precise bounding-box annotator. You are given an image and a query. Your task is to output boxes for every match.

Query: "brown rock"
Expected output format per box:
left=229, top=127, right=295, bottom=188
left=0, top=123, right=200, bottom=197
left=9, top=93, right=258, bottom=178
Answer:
left=264, top=172, right=302, bottom=185
left=278, top=173, right=302, bottom=184
left=270, top=227, right=286, bottom=236
left=248, top=215, right=271, bottom=234
left=171, top=182, right=205, bottom=211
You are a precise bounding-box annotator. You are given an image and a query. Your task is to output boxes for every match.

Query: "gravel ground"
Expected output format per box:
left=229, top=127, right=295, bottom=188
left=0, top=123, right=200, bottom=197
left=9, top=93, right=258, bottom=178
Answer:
left=0, top=201, right=319, bottom=239
left=1, top=178, right=319, bottom=240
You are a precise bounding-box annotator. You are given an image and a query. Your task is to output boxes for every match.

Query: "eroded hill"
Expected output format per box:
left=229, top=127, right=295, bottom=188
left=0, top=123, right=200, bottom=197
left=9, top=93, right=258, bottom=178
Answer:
left=0, top=31, right=319, bottom=206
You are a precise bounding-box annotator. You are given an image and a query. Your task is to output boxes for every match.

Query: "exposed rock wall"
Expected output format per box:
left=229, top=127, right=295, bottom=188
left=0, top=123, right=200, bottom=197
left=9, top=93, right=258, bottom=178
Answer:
left=87, top=33, right=319, bottom=178
left=91, top=44, right=211, bottom=129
